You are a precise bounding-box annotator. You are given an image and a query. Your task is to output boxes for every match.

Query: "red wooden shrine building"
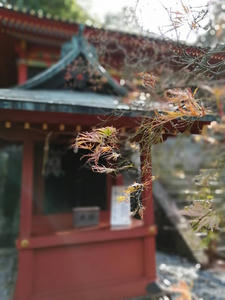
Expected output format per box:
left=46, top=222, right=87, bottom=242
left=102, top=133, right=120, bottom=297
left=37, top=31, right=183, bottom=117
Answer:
left=2, top=3, right=224, bottom=89
left=0, top=5, right=215, bottom=300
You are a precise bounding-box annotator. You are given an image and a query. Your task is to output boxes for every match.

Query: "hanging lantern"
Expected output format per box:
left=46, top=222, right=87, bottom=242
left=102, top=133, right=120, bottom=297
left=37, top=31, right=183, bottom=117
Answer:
left=5, top=121, right=11, bottom=128
left=59, top=124, right=65, bottom=131
left=76, top=125, right=81, bottom=132
left=42, top=123, right=48, bottom=130
left=24, top=122, right=30, bottom=129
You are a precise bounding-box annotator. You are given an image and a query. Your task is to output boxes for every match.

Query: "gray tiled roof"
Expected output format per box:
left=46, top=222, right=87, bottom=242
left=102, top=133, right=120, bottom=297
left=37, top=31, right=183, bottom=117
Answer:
left=0, top=89, right=141, bottom=116
left=0, top=88, right=217, bottom=123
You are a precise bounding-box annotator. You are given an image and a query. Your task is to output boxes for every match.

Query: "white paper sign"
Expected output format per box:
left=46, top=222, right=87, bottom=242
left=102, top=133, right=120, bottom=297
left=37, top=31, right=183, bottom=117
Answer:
left=110, top=186, right=131, bottom=228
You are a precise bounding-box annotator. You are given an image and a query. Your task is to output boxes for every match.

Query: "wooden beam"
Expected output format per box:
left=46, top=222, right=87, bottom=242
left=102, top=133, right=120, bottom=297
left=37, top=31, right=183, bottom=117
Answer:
left=0, top=109, right=140, bottom=128
left=17, top=225, right=153, bottom=250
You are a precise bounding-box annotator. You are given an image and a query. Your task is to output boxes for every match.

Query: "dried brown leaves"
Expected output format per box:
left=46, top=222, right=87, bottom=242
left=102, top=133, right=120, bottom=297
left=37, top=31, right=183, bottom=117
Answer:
left=74, top=127, right=120, bottom=173
left=168, top=280, right=193, bottom=300
left=74, top=126, right=133, bottom=174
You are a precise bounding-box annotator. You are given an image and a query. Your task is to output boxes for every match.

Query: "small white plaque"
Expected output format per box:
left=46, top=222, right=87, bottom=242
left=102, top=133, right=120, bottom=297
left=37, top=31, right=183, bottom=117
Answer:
left=110, top=186, right=131, bottom=228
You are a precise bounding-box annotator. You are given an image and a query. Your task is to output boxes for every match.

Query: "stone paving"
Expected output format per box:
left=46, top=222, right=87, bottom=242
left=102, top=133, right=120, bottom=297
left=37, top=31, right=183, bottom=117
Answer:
left=157, top=252, right=225, bottom=300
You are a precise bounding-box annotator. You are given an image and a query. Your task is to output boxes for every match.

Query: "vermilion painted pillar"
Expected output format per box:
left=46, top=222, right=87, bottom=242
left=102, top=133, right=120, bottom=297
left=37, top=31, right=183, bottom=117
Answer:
left=141, top=147, right=157, bottom=280
left=17, top=59, right=28, bottom=85
left=14, top=139, right=34, bottom=300
left=16, top=40, right=28, bottom=85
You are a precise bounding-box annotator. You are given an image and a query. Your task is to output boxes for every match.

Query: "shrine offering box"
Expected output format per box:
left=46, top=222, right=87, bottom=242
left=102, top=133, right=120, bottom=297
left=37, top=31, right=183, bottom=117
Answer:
left=72, top=206, right=100, bottom=228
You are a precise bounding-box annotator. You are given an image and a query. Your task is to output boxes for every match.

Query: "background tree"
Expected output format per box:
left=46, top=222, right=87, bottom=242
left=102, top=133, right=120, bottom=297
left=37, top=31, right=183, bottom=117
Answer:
left=198, top=0, right=225, bottom=48
left=103, top=7, right=141, bottom=33
left=3, top=0, right=92, bottom=23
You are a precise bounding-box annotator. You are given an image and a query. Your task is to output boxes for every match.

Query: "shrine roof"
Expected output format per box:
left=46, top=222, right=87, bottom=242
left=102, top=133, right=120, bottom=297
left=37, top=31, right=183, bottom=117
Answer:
left=0, top=88, right=217, bottom=123
left=17, top=26, right=127, bottom=96
left=0, top=28, right=216, bottom=123
left=0, top=3, right=219, bottom=63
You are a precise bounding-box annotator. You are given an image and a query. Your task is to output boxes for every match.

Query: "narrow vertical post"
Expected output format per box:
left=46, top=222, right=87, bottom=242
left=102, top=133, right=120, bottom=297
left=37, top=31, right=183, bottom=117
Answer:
left=140, top=146, right=157, bottom=281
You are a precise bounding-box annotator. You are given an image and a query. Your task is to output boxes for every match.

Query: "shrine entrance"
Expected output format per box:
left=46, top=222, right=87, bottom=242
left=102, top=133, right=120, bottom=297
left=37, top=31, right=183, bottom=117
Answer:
left=33, top=141, right=107, bottom=216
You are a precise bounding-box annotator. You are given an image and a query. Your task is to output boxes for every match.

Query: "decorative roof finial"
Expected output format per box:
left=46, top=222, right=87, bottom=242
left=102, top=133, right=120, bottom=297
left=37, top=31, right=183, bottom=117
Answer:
left=77, top=24, right=85, bottom=48
left=78, top=24, right=85, bottom=37
left=61, top=24, right=85, bottom=58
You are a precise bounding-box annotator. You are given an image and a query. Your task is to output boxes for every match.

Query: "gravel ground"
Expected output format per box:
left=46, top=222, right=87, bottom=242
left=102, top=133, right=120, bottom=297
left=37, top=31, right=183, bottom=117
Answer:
left=0, top=249, right=17, bottom=300
left=0, top=249, right=225, bottom=300
left=157, top=252, right=225, bottom=300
